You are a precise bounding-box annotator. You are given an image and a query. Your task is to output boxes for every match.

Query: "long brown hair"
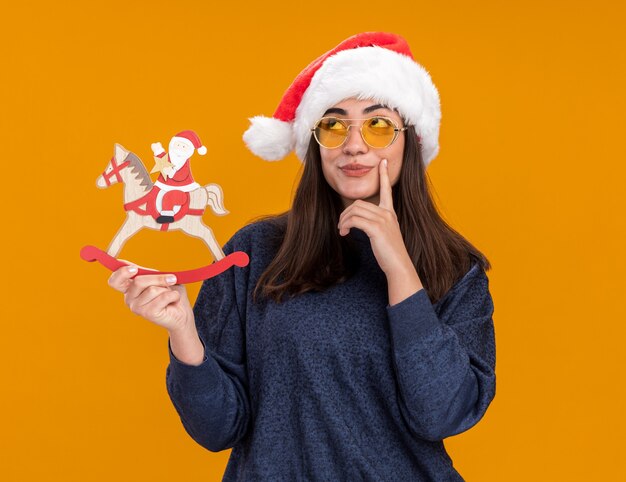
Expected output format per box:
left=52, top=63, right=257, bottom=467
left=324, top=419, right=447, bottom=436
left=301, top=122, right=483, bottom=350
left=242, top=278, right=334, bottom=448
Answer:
left=252, top=128, right=491, bottom=304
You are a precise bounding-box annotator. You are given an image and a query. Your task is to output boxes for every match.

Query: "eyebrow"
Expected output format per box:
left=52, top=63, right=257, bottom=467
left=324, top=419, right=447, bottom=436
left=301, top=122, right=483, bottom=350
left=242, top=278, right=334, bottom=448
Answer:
left=322, top=104, right=390, bottom=116
left=363, top=104, right=388, bottom=114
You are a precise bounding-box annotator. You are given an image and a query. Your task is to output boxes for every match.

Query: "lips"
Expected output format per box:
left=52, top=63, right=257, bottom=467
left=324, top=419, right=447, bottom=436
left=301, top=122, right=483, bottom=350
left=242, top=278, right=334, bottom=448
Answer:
left=339, top=163, right=373, bottom=177
left=340, top=163, right=372, bottom=170
left=341, top=163, right=372, bottom=171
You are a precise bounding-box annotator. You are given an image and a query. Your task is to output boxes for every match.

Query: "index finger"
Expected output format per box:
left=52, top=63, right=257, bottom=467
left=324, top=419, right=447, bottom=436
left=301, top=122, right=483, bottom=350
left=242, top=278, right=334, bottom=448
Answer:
left=378, top=158, right=394, bottom=211
left=124, top=272, right=178, bottom=300
left=108, top=264, right=140, bottom=293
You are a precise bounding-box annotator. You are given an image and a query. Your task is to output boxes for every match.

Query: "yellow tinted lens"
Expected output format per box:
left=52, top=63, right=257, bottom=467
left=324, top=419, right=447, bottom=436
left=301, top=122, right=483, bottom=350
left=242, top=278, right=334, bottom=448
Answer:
left=315, top=118, right=348, bottom=148
left=363, top=117, right=396, bottom=148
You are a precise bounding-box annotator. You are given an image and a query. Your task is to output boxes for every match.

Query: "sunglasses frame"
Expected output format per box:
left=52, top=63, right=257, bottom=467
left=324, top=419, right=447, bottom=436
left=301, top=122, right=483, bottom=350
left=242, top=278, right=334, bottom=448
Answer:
left=311, top=116, right=409, bottom=150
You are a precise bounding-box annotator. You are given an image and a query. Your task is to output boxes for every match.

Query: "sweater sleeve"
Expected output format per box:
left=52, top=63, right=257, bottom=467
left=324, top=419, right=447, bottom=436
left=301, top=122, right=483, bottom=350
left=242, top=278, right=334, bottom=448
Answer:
left=386, top=262, right=496, bottom=442
left=165, top=237, right=251, bottom=453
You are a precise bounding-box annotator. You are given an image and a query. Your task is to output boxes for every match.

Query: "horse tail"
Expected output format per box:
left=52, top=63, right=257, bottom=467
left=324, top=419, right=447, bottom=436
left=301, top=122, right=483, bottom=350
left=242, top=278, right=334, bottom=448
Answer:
left=205, top=183, right=229, bottom=216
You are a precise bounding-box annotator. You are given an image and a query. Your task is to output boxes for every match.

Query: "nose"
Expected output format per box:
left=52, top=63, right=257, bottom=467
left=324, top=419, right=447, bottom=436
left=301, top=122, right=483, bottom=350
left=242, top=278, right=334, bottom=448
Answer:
left=342, top=124, right=369, bottom=156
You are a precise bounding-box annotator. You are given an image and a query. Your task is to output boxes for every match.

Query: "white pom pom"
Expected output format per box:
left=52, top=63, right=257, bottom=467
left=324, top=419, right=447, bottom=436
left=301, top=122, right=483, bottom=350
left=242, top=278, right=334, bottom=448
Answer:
left=197, top=145, right=207, bottom=155
left=242, top=116, right=294, bottom=161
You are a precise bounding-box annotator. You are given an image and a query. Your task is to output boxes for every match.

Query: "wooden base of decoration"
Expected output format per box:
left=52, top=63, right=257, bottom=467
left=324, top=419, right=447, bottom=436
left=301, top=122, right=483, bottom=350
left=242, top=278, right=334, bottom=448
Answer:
left=80, top=245, right=249, bottom=284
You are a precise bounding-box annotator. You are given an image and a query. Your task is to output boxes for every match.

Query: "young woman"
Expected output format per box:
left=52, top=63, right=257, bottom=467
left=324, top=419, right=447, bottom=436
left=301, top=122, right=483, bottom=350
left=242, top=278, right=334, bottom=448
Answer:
left=108, top=32, right=496, bottom=481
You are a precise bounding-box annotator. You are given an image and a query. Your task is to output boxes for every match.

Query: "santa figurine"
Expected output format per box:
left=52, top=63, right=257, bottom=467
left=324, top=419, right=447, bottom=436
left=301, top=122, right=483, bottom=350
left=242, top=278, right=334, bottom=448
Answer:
left=150, top=130, right=206, bottom=223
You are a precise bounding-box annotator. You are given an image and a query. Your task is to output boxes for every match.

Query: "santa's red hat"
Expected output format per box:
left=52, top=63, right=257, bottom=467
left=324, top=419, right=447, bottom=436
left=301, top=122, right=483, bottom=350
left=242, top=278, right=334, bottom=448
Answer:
left=242, top=32, right=441, bottom=166
left=172, top=130, right=207, bottom=155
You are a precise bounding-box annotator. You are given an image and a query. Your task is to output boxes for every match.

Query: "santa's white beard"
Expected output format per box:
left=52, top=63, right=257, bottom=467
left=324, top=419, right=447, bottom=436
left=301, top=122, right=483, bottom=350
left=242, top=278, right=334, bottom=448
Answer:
left=169, top=150, right=190, bottom=169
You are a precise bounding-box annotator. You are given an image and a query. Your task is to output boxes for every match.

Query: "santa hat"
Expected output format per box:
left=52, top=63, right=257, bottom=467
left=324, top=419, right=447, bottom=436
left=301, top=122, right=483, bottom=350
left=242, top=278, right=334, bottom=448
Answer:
left=172, top=130, right=207, bottom=155
left=242, top=32, right=441, bottom=167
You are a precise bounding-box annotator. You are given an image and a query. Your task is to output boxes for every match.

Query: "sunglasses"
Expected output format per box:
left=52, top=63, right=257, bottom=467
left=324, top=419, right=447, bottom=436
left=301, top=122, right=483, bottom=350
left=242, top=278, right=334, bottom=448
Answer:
left=311, top=116, right=409, bottom=149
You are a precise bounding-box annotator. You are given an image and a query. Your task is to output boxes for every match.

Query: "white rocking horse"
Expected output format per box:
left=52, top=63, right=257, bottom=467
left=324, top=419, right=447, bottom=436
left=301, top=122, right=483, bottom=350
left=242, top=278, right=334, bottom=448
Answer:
left=95, top=143, right=227, bottom=261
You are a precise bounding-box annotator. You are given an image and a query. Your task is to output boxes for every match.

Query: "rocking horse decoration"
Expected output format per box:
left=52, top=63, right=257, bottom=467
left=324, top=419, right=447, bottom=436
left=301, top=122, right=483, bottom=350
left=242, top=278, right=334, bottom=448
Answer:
left=80, top=130, right=249, bottom=283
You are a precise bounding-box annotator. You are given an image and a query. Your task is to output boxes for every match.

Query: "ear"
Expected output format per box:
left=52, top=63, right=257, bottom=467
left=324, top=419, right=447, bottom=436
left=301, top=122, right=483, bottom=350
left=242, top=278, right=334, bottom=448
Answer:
left=114, top=143, right=129, bottom=161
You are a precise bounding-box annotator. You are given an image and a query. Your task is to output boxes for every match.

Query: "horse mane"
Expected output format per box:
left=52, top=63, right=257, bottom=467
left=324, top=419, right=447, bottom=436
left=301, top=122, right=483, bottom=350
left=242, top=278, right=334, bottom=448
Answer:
left=127, top=151, right=153, bottom=190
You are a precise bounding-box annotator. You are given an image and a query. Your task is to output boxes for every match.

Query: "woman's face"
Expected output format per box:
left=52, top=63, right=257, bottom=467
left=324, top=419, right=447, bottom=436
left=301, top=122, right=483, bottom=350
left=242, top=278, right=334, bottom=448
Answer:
left=318, top=97, right=406, bottom=209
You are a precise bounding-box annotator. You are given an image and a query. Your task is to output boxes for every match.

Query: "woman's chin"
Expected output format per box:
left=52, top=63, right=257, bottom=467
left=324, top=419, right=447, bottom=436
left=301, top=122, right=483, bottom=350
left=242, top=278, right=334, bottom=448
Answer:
left=339, top=189, right=378, bottom=205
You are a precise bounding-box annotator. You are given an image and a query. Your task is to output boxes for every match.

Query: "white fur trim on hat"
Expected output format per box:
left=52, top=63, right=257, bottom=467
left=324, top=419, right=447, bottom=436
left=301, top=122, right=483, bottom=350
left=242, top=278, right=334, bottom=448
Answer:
left=243, top=116, right=294, bottom=161
left=293, top=46, right=441, bottom=166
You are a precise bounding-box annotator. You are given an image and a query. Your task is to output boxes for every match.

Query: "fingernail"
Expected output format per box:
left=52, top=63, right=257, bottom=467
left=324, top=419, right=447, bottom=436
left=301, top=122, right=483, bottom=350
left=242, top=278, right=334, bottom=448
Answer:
left=166, top=275, right=177, bottom=284
left=128, top=266, right=138, bottom=274
left=383, top=159, right=388, bottom=167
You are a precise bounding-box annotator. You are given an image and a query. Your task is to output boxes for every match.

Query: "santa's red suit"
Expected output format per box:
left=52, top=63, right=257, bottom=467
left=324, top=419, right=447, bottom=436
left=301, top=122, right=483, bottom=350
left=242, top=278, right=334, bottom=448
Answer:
left=154, top=152, right=200, bottom=216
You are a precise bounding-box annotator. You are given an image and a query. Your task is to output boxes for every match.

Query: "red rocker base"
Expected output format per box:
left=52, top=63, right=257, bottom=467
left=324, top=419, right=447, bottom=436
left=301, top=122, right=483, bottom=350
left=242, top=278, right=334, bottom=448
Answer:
left=80, top=245, right=249, bottom=284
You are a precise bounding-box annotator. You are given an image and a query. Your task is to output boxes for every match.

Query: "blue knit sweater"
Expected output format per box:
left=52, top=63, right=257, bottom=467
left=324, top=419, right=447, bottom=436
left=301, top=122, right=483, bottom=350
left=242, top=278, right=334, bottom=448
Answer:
left=166, top=220, right=496, bottom=481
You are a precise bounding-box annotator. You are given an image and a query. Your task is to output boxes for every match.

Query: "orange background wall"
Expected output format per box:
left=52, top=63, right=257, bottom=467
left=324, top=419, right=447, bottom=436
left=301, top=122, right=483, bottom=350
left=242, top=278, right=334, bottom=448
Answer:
left=2, top=1, right=624, bottom=480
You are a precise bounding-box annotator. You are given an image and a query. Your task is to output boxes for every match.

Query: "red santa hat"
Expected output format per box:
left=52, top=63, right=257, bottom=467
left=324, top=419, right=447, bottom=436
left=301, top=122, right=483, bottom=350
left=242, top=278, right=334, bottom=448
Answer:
left=242, top=32, right=441, bottom=166
left=172, top=130, right=207, bottom=155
